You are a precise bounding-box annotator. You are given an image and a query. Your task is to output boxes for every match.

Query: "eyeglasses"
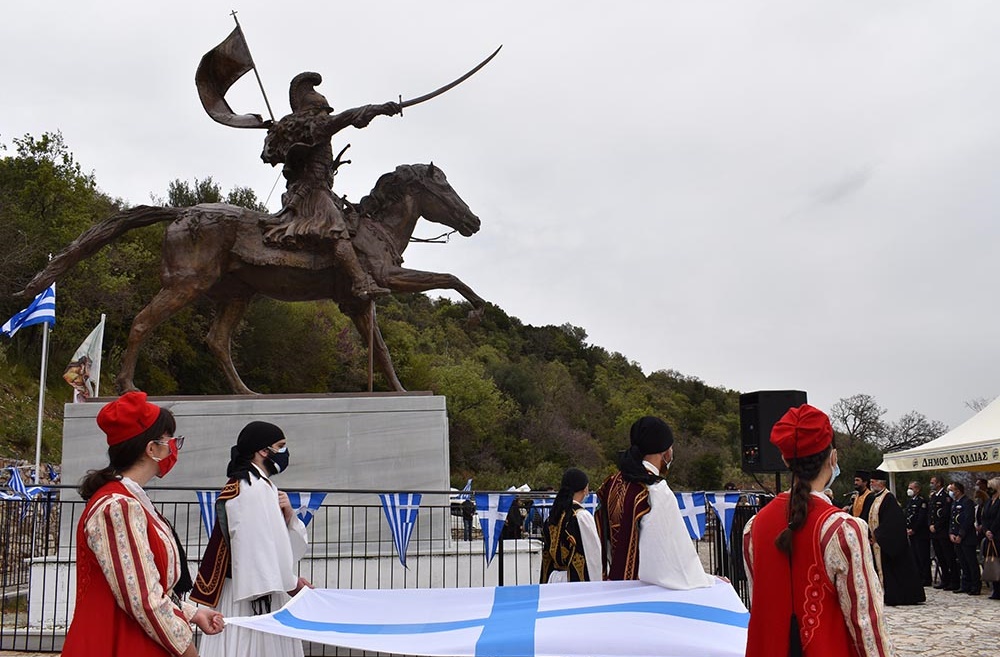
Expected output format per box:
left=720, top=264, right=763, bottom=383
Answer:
left=155, top=435, right=186, bottom=450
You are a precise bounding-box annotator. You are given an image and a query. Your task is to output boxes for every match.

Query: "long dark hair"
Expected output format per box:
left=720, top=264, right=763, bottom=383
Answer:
left=774, top=443, right=833, bottom=556
left=79, top=408, right=176, bottom=500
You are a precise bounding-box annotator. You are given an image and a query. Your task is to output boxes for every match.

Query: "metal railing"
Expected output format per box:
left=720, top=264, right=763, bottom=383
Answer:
left=0, top=487, right=759, bottom=654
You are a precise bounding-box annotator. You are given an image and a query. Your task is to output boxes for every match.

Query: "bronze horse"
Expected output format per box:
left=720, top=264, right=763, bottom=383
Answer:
left=19, top=163, right=486, bottom=393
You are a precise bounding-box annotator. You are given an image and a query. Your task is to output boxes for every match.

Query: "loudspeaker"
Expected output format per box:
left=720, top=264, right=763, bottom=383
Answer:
left=739, top=390, right=807, bottom=473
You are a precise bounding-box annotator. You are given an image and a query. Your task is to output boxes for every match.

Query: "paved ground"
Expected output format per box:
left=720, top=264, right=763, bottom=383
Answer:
left=3, top=584, right=999, bottom=656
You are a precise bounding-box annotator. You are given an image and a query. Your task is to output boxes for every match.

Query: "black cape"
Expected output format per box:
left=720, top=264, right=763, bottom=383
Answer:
left=869, top=490, right=926, bottom=606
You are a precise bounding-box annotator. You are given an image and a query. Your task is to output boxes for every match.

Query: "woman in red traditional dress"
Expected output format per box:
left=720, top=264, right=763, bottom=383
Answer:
left=742, top=404, right=896, bottom=657
left=63, top=392, right=224, bottom=657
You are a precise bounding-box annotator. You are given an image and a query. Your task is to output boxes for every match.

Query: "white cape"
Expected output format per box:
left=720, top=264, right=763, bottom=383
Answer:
left=225, top=580, right=748, bottom=657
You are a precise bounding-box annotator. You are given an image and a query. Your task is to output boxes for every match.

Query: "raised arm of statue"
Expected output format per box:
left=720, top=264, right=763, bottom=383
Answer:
left=321, top=102, right=401, bottom=134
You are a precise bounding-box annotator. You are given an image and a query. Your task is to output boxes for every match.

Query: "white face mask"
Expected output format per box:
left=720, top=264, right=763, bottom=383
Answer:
left=907, top=488, right=916, bottom=497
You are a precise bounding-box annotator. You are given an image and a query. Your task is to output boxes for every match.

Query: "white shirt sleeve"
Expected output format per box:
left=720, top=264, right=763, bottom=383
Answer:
left=637, top=480, right=715, bottom=590
left=227, top=474, right=307, bottom=603
left=575, top=507, right=604, bottom=582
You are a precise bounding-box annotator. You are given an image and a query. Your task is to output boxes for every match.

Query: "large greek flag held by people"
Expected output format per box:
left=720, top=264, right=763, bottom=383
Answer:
left=2, top=284, right=55, bottom=337
left=705, top=492, right=742, bottom=548
left=475, top=492, right=515, bottom=565
left=675, top=491, right=707, bottom=540
left=379, top=493, right=422, bottom=567
left=196, top=490, right=220, bottom=537
left=225, top=579, right=748, bottom=657
left=288, top=491, right=327, bottom=527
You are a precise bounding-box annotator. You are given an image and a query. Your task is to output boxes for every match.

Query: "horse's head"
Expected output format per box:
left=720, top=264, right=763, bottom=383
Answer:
left=401, top=163, right=481, bottom=237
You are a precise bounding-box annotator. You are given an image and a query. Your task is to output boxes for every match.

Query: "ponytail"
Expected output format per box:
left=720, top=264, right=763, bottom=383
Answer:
left=774, top=445, right=832, bottom=556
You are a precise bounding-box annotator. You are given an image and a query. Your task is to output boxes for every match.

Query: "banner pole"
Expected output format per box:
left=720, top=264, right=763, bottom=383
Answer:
left=34, top=321, right=50, bottom=485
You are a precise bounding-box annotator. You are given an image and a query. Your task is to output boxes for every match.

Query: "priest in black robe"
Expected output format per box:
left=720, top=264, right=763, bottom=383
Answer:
left=865, top=470, right=926, bottom=605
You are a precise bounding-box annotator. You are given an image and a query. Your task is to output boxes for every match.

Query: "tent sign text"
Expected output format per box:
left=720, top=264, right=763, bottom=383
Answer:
left=920, top=450, right=993, bottom=469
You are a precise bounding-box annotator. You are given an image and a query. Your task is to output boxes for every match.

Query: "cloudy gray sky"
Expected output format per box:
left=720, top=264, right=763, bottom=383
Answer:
left=4, top=1, right=999, bottom=432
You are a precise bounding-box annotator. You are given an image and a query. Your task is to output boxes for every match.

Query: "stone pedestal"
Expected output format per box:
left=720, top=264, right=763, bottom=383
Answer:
left=60, top=393, right=452, bottom=551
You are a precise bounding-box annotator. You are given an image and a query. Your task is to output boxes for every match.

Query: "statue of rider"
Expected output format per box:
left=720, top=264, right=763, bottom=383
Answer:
left=261, top=72, right=400, bottom=299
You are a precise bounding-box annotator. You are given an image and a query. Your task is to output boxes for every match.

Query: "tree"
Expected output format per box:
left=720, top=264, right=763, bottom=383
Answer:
left=878, top=411, right=947, bottom=452
left=966, top=396, right=995, bottom=413
left=829, top=394, right=888, bottom=444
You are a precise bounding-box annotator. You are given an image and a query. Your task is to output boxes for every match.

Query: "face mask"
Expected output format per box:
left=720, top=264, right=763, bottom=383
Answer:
left=151, top=438, right=179, bottom=478
left=948, top=490, right=956, bottom=500
left=825, top=461, right=840, bottom=490
left=266, top=446, right=290, bottom=475
left=907, top=488, right=916, bottom=497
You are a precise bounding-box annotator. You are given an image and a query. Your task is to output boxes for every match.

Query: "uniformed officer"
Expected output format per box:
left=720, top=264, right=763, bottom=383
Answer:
left=904, top=481, right=931, bottom=586
left=949, top=481, right=981, bottom=595
left=929, top=475, right=958, bottom=590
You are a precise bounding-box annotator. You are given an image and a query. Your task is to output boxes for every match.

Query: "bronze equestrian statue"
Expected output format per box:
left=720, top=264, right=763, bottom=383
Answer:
left=18, top=163, right=485, bottom=394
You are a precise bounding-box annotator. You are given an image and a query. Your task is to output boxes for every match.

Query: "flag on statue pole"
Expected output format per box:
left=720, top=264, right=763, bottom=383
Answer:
left=2, top=284, right=56, bottom=337
left=63, top=314, right=105, bottom=402
left=287, top=491, right=327, bottom=527
left=705, top=492, right=742, bottom=549
left=224, top=580, right=749, bottom=657
left=675, top=491, right=707, bottom=540
left=475, top=492, right=516, bottom=565
left=379, top=492, right=421, bottom=567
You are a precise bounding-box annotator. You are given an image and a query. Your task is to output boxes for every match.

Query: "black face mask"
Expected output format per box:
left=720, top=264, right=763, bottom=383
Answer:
left=266, top=448, right=290, bottom=475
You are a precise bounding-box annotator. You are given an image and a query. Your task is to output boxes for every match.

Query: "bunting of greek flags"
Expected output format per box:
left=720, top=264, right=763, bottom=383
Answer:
left=379, top=493, right=422, bottom=567
left=287, top=491, right=327, bottom=527
left=704, top=492, right=742, bottom=549
left=224, top=580, right=749, bottom=657
left=475, top=492, right=516, bottom=565
left=196, top=490, right=219, bottom=538
left=3, top=467, right=51, bottom=519
left=1, top=284, right=56, bottom=337
left=674, top=491, right=707, bottom=540
left=197, top=490, right=327, bottom=537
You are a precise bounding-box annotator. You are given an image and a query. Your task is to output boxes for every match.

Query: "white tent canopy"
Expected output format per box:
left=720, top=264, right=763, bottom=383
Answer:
left=880, top=396, right=1000, bottom=473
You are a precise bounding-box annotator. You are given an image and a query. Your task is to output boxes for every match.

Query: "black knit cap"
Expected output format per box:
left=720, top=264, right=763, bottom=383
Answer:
left=560, top=467, right=589, bottom=493
left=629, top=416, right=674, bottom=454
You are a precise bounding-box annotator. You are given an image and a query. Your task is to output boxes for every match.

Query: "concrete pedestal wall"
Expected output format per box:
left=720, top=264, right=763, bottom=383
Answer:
left=61, top=393, right=452, bottom=548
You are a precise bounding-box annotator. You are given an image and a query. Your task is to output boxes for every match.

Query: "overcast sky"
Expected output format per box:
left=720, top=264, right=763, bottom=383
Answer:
left=4, top=1, right=1000, bottom=432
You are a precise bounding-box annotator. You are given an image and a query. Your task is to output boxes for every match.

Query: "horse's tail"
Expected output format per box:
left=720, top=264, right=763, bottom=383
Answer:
left=16, top=204, right=183, bottom=299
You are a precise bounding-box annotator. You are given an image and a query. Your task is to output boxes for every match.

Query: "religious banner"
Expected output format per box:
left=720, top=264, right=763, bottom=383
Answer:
left=224, top=580, right=749, bottom=657
left=379, top=492, right=422, bottom=567
left=288, top=491, right=327, bottom=528
left=704, top=492, right=741, bottom=548
left=475, top=492, right=516, bottom=565
left=196, top=490, right=219, bottom=538
left=675, top=491, right=707, bottom=540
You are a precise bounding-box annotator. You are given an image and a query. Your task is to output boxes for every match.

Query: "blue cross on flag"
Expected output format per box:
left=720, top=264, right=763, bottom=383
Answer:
left=2, top=284, right=56, bottom=337
left=196, top=490, right=220, bottom=537
left=475, top=492, right=516, bottom=565
left=705, top=492, right=742, bottom=549
left=287, top=491, right=327, bottom=527
left=379, top=492, right=422, bottom=567
left=674, top=491, right=707, bottom=540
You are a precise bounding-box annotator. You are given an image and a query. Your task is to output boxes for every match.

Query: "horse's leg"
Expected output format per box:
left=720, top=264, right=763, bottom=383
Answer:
left=379, top=266, right=487, bottom=321
left=205, top=297, right=254, bottom=395
left=348, top=307, right=405, bottom=392
left=115, top=286, right=204, bottom=393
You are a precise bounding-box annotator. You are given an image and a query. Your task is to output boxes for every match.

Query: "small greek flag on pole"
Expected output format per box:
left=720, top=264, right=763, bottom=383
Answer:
left=475, top=492, right=516, bottom=565
left=287, top=491, right=327, bottom=527
left=196, top=490, right=220, bottom=537
left=2, top=284, right=56, bottom=337
left=379, top=493, right=422, bottom=567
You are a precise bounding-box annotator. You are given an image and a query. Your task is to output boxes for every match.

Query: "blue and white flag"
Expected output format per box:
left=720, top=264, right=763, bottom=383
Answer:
left=287, top=491, right=327, bottom=527
left=705, top=492, right=742, bottom=548
left=456, top=478, right=473, bottom=501
left=2, top=284, right=56, bottom=337
left=379, top=492, right=421, bottom=567
left=4, top=467, right=50, bottom=519
left=196, top=490, right=220, bottom=537
left=581, top=492, right=599, bottom=516
left=475, top=492, right=516, bottom=565
left=746, top=493, right=759, bottom=507
left=675, top=491, right=707, bottom=540
left=225, top=580, right=749, bottom=657
left=533, top=497, right=553, bottom=527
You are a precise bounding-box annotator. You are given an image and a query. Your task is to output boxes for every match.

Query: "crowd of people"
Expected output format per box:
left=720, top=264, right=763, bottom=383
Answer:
left=62, top=390, right=999, bottom=657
